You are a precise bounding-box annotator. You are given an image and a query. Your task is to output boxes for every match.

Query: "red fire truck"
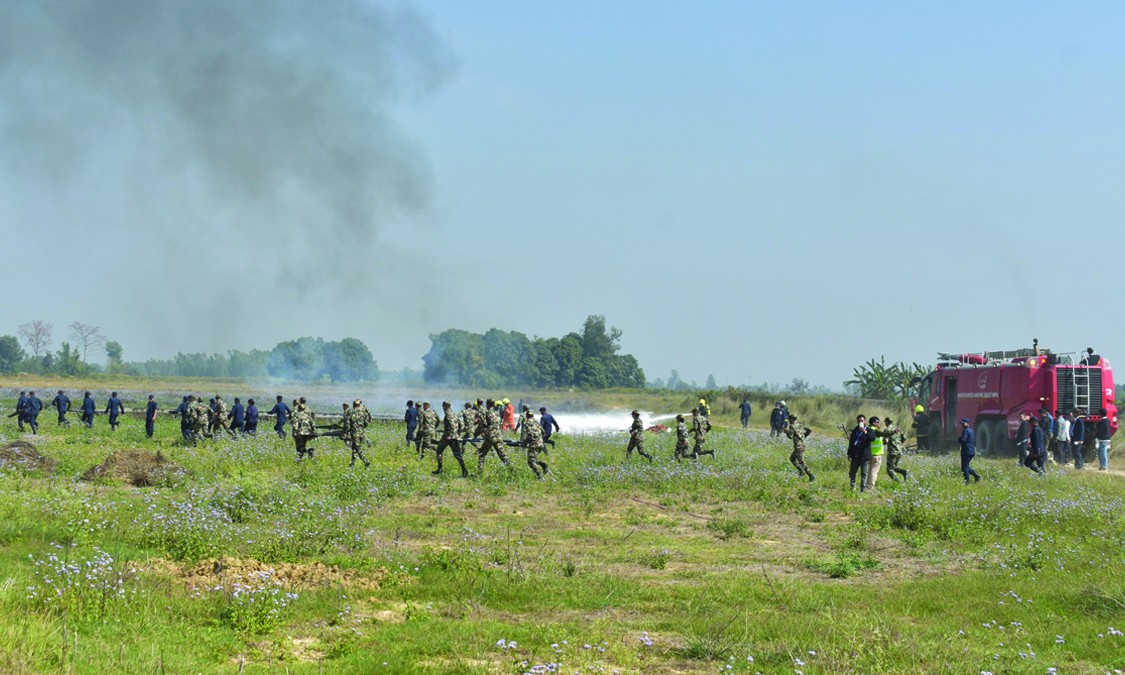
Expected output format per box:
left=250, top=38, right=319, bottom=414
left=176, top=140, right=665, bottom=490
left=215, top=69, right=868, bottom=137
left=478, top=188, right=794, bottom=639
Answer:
left=914, top=340, right=1117, bottom=454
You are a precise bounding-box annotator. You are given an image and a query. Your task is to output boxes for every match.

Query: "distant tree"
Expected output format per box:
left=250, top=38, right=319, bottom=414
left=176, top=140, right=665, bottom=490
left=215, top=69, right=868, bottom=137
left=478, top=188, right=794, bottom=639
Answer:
left=68, top=322, right=106, bottom=363
left=531, top=338, right=560, bottom=388
left=576, top=357, right=609, bottom=389
left=788, top=377, right=809, bottom=395
left=104, top=340, right=124, bottom=372
left=54, top=342, right=84, bottom=376
left=19, top=320, right=53, bottom=357
left=322, top=337, right=379, bottom=382
left=706, top=373, right=717, bottom=389
left=422, top=329, right=484, bottom=385
left=227, top=349, right=270, bottom=378
left=580, top=315, right=622, bottom=360
left=553, top=333, right=584, bottom=387
left=267, top=337, right=326, bottom=381
left=0, top=335, right=24, bottom=372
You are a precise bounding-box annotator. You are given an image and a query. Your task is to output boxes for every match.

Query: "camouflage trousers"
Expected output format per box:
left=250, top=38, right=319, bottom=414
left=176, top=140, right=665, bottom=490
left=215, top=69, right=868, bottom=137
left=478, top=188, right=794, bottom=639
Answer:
left=674, top=441, right=690, bottom=462
left=188, top=423, right=209, bottom=445
left=435, top=438, right=467, bottom=475
left=626, top=437, right=652, bottom=461
left=418, top=433, right=437, bottom=459
left=789, top=448, right=811, bottom=476
left=885, top=450, right=909, bottom=480
left=347, top=435, right=369, bottom=468
left=693, top=439, right=713, bottom=458
left=476, top=436, right=510, bottom=471
left=295, top=434, right=316, bottom=460
left=526, top=443, right=548, bottom=478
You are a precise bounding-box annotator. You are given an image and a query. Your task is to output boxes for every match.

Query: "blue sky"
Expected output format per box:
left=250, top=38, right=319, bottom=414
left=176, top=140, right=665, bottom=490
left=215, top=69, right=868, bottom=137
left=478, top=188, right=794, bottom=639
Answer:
left=2, top=1, right=1123, bottom=388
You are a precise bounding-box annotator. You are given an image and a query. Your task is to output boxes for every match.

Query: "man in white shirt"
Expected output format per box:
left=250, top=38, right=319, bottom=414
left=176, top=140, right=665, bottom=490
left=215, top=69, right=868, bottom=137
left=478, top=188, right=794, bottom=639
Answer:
left=1053, top=408, right=1071, bottom=465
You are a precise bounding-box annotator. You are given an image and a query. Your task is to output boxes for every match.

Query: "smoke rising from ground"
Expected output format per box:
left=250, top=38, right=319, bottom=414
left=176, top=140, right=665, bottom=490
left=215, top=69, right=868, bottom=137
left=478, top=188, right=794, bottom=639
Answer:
left=0, top=0, right=455, bottom=361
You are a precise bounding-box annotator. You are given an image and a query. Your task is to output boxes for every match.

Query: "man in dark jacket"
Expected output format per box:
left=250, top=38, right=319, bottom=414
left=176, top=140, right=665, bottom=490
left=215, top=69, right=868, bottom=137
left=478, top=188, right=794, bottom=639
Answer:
left=959, top=418, right=981, bottom=483
left=171, top=396, right=190, bottom=440
left=769, top=403, right=786, bottom=437
left=14, top=391, right=28, bottom=431
left=1015, top=412, right=1031, bottom=467
left=105, top=392, right=124, bottom=430
left=25, top=391, right=43, bottom=434
left=245, top=398, right=259, bottom=436
left=145, top=395, right=158, bottom=438
left=80, top=392, right=96, bottom=427
left=230, top=397, right=246, bottom=435
left=268, top=396, right=290, bottom=438
left=1095, top=408, right=1111, bottom=471
left=51, top=390, right=71, bottom=427
left=1069, top=410, right=1086, bottom=470
left=1024, top=417, right=1045, bottom=475
left=739, top=399, right=752, bottom=428
left=847, top=415, right=870, bottom=491
left=405, top=400, right=419, bottom=447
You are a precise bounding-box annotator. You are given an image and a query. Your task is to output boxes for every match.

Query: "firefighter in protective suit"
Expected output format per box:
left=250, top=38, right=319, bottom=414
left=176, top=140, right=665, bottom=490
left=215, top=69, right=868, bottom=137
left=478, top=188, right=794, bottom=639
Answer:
left=912, top=404, right=930, bottom=451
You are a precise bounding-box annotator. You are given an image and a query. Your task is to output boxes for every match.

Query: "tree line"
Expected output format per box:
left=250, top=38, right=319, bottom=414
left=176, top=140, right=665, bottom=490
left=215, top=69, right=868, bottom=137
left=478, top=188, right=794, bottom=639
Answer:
left=421, top=315, right=645, bottom=389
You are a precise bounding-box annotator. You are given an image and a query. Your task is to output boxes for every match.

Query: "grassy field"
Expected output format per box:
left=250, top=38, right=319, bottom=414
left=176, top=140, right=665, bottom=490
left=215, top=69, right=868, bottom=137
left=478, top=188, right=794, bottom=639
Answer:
left=0, top=381, right=1122, bottom=673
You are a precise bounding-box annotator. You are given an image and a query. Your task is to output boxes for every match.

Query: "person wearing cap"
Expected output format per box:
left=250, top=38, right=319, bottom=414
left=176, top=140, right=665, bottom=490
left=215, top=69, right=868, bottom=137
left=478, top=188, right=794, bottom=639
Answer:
left=674, top=414, right=690, bottom=461
left=461, top=403, right=479, bottom=446
left=105, top=391, right=124, bottom=431
left=1069, top=409, right=1086, bottom=469
left=213, top=394, right=236, bottom=439
left=883, top=417, right=909, bottom=482
left=13, top=391, right=28, bottom=432
left=626, top=410, right=653, bottom=462
left=848, top=415, right=870, bottom=491
left=1095, top=407, right=1111, bottom=471
left=80, top=391, right=97, bottom=428
left=691, top=407, right=714, bottom=459
left=51, top=390, right=71, bottom=427
left=245, top=398, right=259, bottom=436
left=432, top=401, right=466, bottom=476
left=958, top=418, right=981, bottom=483
left=404, top=400, right=419, bottom=449
left=23, top=391, right=42, bottom=435
left=539, top=407, right=559, bottom=449
left=344, top=399, right=372, bottom=468
left=520, top=410, right=549, bottom=479
left=911, top=405, right=930, bottom=451
left=784, top=413, right=814, bottom=482
left=144, top=394, right=158, bottom=438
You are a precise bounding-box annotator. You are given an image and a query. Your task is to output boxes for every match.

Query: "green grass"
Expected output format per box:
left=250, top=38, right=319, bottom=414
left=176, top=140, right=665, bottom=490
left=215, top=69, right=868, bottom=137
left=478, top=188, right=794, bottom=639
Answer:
left=0, top=385, right=1122, bottom=673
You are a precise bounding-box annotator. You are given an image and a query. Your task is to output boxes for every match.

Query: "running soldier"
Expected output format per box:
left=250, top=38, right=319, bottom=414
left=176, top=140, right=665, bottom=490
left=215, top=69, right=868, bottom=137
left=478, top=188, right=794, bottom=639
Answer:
left=784, top=413, right=815, bottom=481
left=521, top=410, right=549, bottom=478
left=674, top=414, right=690, bottom=462
left=626, top=410, right=653, bottom=462
left=187, top=395, right=211, bottom=444
left=883, top=417, right=910, bottom=481
left=433, top=401, right=468, bottom=476
left=475, top=399, right=511, bottom=473
left=213, top=394, right=236, bottom=438
left=460, top=402, right=478, bottom=446
left=691, top=408, right=714, bottom=458
left=417, top=402, right=439, bottom=461
left=292, top=399, right=316, bottom=460
left=345, top=399, right=372, bottom=468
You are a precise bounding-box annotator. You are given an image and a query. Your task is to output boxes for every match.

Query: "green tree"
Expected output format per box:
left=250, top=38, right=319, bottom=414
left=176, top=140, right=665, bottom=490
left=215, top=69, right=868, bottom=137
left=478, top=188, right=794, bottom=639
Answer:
left=553, top=333, right=584, bottom=387
left=54, top=342, right=85, bottom=376
left=267, top=337, right=326, bottom=381
left=0, top=335, right=25, bottom=373
left=576, top=357, right=609, bottom=389
left=580, top=315, right=622, bottom=360
left=322, top=338, right=379, bottom=382
left=531, top=338, right=560, bottom=388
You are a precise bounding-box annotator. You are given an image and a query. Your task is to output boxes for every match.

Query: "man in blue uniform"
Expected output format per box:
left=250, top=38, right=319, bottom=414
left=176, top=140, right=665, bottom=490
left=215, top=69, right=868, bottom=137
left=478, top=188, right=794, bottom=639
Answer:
left=25, top=391, right=43, bottom=434
left=145, top=395, right=158, bottom=438
left=105, top=392, right=124, bottom=430
left=14, top=391, right=29, bottom=431
left=268, top=395, right=290, bottom=438
left=1069, top=409, right=1086, bottom=470
left=51, top=390, right=71, bottom=427
left=230, top=397, right=246, bottom=436
left=739, top=399, right=752, bottom=428
left=171, top=396, right=190, bottom=440
left=959, top=418, right=981, bottom=484
left=80, top=392, right=96, bottom=427
left=245, top=398, right=259, bottom=436
left=405, top=400, right=419, bottom=448
left=539, top=406, right=560, bottom=449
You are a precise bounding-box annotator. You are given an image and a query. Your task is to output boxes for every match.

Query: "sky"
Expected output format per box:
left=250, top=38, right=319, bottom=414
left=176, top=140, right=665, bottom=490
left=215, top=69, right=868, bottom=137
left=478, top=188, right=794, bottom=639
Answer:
left=1, top=1, right=1123, bottom=389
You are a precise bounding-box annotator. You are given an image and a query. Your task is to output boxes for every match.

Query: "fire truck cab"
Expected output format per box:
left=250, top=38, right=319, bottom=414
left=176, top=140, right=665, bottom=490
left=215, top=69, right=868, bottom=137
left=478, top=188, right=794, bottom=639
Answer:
left=914, top=340, right=1117, bottom=455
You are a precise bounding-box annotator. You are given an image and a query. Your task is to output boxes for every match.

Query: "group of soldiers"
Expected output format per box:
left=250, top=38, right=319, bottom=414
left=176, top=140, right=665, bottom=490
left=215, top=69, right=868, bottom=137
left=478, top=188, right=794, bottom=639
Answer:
left=627, top=400, right=716, bottom=463
left=409, top=398, right=553, bottom=479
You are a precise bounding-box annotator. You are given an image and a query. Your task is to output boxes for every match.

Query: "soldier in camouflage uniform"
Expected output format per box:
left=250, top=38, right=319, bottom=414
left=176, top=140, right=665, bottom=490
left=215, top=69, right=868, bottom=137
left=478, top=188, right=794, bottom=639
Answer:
left=292, top=398, right=316, bottom=460
left=461, top=403, right=478, bottom=445
left=213, top=394, right=236, bottom=438
left=691, top=408, right=714, bottom=459
left=417, top=402, right=439, bottom=461
left=433, top=401, right=468, bottom=476
left=784, top=413, right=815, bottom=481
left=345, top=399, right=372, bottom=468
left=475, top=399, right=511, bottom=473
left=882, top=417, right=910, bottom=481
left=626, top=410, right=653, bottom=462
left=674, top=414, right=691, bottom=461
left=186, top=395, right=211, bottom=445
left=521, top=410, right=549, bottom=478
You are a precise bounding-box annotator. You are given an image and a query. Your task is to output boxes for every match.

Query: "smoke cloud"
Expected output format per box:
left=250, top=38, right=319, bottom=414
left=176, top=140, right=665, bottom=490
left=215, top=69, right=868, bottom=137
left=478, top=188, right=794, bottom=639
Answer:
left=0, top=0, right=455, bottom=361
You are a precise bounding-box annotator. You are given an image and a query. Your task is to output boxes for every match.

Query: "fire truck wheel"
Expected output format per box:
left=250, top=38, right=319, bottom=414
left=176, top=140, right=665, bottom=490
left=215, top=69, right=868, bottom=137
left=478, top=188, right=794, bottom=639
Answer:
left=976, top=420, right=996, bottom=456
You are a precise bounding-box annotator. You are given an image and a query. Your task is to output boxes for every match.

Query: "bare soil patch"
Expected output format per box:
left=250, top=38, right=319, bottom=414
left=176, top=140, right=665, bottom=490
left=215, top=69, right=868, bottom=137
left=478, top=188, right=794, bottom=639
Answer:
left=148, top=556, right=389, bottom=591
left=81, top=449, right=189, bottom=486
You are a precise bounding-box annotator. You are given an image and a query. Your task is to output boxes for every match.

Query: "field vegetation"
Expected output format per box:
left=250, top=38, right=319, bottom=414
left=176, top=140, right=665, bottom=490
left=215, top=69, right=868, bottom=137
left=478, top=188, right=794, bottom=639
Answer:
left=0, top=380, right=1121, bottom=673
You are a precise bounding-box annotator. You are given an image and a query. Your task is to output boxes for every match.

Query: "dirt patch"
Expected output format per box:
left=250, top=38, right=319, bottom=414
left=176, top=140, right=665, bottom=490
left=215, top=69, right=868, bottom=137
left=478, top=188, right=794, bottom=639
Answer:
left=0, top=440, right=56, bottom=473
left=81, top=449, right=189, bottom=486
left=153, top=556, right=389, bottom=591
